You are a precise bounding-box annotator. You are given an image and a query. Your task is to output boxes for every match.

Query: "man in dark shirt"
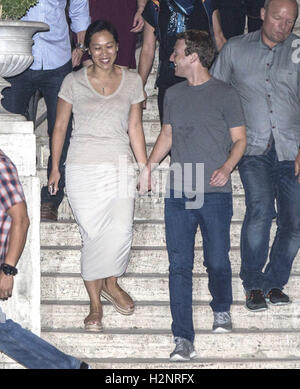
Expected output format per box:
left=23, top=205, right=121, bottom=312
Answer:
left=216, top=0, right=264, bottom=39
left=138, top=0, right=225, bottom=121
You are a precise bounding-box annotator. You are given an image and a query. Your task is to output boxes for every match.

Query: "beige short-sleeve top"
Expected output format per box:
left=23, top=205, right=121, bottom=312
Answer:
left=58, top=66, right=144, bottom=165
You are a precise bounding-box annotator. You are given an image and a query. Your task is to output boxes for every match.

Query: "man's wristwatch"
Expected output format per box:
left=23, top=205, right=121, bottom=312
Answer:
left=75, top=42, right=86, bottom=52
left=0, top=263, right=18, bottom=276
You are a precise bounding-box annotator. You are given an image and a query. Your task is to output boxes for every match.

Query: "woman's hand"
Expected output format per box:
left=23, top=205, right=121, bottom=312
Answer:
left=48, top=169, right=61, bottom=196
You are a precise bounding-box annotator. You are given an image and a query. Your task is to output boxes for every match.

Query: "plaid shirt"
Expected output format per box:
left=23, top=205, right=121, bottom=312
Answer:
left=0, top=150, right=25, bottom=265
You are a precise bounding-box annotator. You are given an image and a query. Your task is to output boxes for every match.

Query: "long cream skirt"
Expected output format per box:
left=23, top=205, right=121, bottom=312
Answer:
left=66, top=164, right=136, bottom=281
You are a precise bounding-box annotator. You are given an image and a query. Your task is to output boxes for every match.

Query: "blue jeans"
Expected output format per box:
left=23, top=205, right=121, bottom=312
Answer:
left=0, top=319, right=81, bottom=369
left=165, top=191, right=233, bottom=343
left=2, top=61, right=73, bottom=208
left=238, top=142, right=300, bottom=294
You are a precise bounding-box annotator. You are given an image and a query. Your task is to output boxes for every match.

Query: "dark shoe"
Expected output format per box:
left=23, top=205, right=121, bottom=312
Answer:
left=41, top=202, right=58, bottom=221
left=245, top=289, right=268, bottom=312
left=169, top=337, right=197, bottom=362
left=212, top=311, right=232, bottom=333
left=80, top=361, right=91, bottom=369
left=265, top=288, right=290, bottom=305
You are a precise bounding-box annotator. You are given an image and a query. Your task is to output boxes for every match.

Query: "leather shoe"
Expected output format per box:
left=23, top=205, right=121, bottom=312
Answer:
left=41, top=202, right=58, bottom=221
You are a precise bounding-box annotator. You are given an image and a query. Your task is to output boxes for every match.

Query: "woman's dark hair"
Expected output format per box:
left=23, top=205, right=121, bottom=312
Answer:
left=84, top=20, right=119, bottom=48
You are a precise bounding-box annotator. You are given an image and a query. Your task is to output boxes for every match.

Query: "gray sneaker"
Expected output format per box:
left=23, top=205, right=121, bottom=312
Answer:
left=212, top=311, right=232, bottom=333
left=169, top=337, right=197, bottom=362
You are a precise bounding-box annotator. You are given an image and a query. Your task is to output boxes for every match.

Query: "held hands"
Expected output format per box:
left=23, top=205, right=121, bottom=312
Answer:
left=0, top=272, right=13, bottom=300
left=210, top=165, right=232, bottom=187
left=48, top=170, right=60, bottom=196
left=138, top=165, right=156, bottom=194
left=142, top=89, right=148, bottom=110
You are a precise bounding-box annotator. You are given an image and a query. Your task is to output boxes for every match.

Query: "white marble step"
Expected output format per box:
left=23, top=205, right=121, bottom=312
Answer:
left=36, top=120, right=163, bottom=168
left=55, top=358, right=300, bottom=369
left=40, top=247, right=300, bottom=275
left=1, top=357, right=300, bottom=370
left=40, top=220, right=274, bottom=248
left=40, top=193, right=246, bottom=222
left=41, top=273, right=300, bottom=302
left=37, top=166, right=246, bottom=195
left=40, top=329, right=300, bottom=360
left=41, top=301, right=300, bottom=331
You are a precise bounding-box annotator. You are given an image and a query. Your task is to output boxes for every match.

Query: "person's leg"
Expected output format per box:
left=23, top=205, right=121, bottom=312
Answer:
left=238, top=150, right=277, bottom=293
left=83, top=279, right=103, bottom=331
left=165, top=191, right=198, bottom=343
left=39, top=60, right=73, bottom=211
left=0, top=319, right=81, bottom=369
left=197, top=193, right=233, bottom=314
left=2, top=69, right=36, bottom=116
left=263, top=160, right=300, bottom=295
left=102, top=276, right=135, bottom=313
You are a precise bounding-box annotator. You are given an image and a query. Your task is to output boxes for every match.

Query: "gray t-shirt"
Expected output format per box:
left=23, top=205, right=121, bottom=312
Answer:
left=163, top=77, right=245, bottom=194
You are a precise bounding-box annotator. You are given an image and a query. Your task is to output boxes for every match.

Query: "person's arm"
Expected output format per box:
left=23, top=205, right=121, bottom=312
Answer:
left=48, top=98, right=73, bottom=195
left=139, top=123, right=173, bottom=193
left=210, top=125, right=246, bottom=187
left=72, top=30, right=87, bottom=67
left=0, top=201, right=30, bottom=300
left=128, top=102, right=148, bottom=168
left=131, top=0, right=149, bottom=32
left=295, top=149, right=300, bottom=183
left=138, top=21, right=157, bottom=107
left=69, top=0, right=91, bottom=67
left=212, top=9, right=227, bottom=51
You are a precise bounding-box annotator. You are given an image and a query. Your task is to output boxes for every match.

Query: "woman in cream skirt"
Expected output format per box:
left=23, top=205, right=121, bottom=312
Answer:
left=48, top=20, right=147, bottom=331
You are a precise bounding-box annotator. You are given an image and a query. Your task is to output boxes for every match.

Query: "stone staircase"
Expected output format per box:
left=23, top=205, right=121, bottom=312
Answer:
left=35, top=49, right=300, bottom=369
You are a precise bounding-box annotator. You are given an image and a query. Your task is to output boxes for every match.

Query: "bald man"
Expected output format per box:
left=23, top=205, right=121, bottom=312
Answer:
left=212, top=0, right=300, bottom=312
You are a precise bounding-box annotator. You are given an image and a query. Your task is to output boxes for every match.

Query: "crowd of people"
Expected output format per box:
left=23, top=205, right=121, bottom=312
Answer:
left=0, top=0, right=299, bottom=368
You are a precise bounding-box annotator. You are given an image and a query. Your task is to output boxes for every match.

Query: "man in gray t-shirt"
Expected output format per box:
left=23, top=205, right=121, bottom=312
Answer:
left=139, top=30, right=246, bottom=362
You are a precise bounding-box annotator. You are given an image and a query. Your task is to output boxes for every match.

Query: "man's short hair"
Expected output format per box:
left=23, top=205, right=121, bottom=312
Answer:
left=176, top=30, right=216, bottom=69
left=264, top=0, right=298, bottom=14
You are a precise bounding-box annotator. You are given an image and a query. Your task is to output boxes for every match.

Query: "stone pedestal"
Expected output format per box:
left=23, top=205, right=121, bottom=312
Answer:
left=0, top=121, right=40, bottom=337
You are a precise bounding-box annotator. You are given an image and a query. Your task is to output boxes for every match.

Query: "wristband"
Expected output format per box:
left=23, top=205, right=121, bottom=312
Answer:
left=0, top=263, right=18, bottom=276
left=75, top=43, right=86, bottom=52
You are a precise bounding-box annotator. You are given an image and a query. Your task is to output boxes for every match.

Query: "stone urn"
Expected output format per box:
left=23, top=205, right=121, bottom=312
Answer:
left=0, top=20, right=49, bottom=121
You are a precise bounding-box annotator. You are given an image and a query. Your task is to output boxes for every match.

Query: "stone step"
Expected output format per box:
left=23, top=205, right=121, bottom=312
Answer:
left=40, top=329, right=300, bottom=360
left=1, top=357, right=300, bottom=369
left=36, top=120, right=163, bottom=168
left=40, top=273, right=300, bottom=302
left=40, top=247, right=300, bottom=275
left=56, top=358, right=300, bottom=369
left=40, top=220, right=274, bottom=248
left=36, top=140, right=170, bottom=170
left=37, top=166, right=245, bottom=195
left=41, top=301, right=300, bottom=331
left=142, top=96, right=160, bottom=121
left=42, top=193, right=246, bottom=222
